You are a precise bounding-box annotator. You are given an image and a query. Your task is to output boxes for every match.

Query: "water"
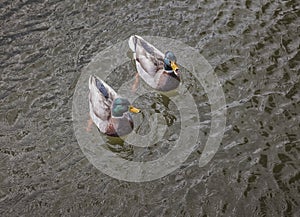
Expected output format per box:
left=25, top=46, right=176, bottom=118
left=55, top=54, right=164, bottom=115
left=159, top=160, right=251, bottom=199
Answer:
left=0, top=0, right=299, bottom=216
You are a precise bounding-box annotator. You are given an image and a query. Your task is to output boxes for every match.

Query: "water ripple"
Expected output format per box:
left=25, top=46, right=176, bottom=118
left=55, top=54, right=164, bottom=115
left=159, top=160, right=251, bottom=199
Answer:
left=0, top=0, right=299, bottom=216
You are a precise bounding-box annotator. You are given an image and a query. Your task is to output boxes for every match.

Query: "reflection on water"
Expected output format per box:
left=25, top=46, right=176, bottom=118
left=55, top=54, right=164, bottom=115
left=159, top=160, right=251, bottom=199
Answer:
left=0, top=0, right=299, bottom=216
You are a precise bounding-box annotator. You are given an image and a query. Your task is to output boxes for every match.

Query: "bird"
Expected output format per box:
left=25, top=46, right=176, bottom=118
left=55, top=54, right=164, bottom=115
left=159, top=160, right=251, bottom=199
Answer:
left=88, top=75, right=140, bottom=137
left=128, top=35, right=180, bottom=92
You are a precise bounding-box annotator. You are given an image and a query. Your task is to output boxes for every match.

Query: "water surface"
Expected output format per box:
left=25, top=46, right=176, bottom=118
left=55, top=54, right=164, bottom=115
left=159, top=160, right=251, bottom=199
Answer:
left=0, top=0, right=299, bottom=216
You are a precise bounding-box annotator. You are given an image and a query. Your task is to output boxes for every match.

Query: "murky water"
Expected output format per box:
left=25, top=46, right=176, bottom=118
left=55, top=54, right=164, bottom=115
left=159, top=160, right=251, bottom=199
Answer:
left=1, top=0, right=299, bottom=216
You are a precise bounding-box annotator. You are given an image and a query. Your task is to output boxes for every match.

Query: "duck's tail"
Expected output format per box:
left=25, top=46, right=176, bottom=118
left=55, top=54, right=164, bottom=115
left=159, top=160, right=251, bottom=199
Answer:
left=128, top=35, right=139, bottom=52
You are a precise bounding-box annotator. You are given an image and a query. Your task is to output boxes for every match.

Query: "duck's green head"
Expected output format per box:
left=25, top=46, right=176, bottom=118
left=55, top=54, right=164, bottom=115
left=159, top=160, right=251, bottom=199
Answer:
left=164, top=51, right=179, bottom=75
left=112, top=98, right=140, bottom=117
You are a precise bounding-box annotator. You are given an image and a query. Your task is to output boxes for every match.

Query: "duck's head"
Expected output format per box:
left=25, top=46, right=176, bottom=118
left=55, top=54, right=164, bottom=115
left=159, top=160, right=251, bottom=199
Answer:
left=112, top=98, right=140, bottom=117
left=164, top=51, right=179, bottom=76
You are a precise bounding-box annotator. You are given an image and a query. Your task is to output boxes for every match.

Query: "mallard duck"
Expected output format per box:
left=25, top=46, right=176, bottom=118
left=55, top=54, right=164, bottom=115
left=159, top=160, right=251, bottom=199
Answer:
left=129, top=35, right=180, bottom=92
left=88, top=75, right=140, bottom=137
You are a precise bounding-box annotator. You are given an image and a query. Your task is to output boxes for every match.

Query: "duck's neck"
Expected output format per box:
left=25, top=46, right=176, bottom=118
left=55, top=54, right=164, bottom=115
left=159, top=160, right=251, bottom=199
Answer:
left=164, top=63, right=173, bottom=71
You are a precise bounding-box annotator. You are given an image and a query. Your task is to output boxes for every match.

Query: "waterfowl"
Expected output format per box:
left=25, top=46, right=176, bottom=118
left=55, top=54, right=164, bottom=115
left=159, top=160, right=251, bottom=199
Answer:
left=128, top=35, right=180, bottom=92
left=88, top=75, right=140, bottom=137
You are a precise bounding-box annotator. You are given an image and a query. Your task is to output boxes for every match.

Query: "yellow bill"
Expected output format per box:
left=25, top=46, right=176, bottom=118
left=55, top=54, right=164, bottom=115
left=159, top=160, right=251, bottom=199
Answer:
left=129, top=105, right=141, bottom=113
left=171, top=61, right=179, bottom=72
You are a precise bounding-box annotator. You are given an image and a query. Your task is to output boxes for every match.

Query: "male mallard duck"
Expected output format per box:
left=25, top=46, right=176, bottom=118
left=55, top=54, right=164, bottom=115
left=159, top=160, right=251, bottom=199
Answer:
left=88, top=75, right=140, bottom=137
left=128, top=35, right=180, bottom=92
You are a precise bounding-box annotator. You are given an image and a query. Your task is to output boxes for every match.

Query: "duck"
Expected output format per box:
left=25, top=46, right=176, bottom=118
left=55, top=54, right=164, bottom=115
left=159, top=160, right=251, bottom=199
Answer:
left=128, top=35, right=180, bottom=92
left=88, top=75, right=140, bottom=137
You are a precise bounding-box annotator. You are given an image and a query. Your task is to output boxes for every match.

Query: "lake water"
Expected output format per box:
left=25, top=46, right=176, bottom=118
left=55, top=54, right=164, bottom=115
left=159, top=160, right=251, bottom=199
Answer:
left=0, top=0, right=299, bottom=216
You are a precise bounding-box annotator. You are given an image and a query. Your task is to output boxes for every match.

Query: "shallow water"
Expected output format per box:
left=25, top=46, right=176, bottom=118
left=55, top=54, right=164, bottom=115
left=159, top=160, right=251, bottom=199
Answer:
left=0, top=0, right=299, bottom=216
